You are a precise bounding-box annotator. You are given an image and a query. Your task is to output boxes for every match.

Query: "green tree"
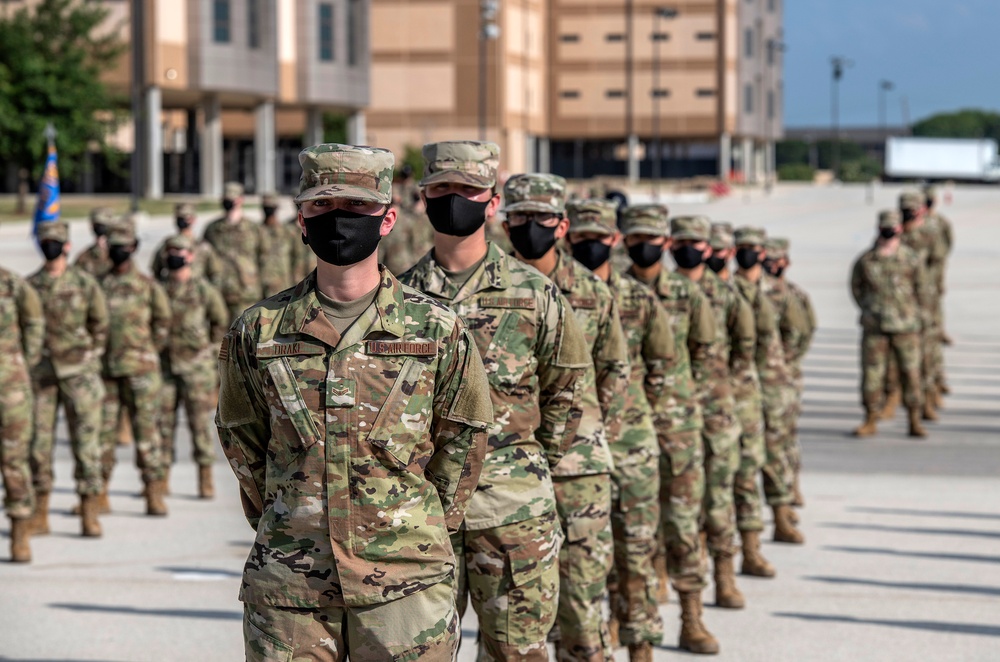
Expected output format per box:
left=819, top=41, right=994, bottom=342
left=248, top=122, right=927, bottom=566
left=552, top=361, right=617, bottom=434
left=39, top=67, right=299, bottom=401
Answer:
left=0, top=0, right=126, bottom=213
left=912, top=109, right=1000, bottom=142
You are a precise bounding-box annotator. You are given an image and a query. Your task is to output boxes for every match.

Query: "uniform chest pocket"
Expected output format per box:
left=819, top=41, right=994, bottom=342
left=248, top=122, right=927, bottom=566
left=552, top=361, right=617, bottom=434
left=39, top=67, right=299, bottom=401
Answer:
left=366, top=358, right=432, bottom=468
left=265, top=358, right=322, bottom=451
left=0, top=296, right=14, bottom=330
left=482, top=311, right=535, bottom=394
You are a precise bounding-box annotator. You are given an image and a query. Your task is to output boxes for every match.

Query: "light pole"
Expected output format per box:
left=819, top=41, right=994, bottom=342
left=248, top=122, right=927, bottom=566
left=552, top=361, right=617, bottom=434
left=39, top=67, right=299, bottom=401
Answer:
left=878, top=79, right=894, bottom=136
left=478, top=1, right=500, bottom=141
left=830, top=56, right=852, bottom=181
left=130, top=0, right=146, bottom=212
left=651, top=7, right=678, bottom=199
left=625, top=0, right=637, bottom=183
left=765, top=38, right=786, bottom=191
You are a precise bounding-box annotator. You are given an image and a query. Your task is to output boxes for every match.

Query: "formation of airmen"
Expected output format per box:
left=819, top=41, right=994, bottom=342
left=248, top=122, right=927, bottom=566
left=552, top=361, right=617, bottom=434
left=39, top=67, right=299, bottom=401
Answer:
left=0, top=139, right=955, bottom=662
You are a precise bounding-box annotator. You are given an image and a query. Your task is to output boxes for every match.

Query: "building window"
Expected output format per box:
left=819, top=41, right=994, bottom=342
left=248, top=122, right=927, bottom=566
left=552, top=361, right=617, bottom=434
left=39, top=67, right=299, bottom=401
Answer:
left=696, top=32, right=716, bottom=40
left=651, top=89, right=670, bottom=98
left=606, top=33, right=625, bottom=42
left=606, top=89, right=625, bottom=98
left=247, top=0, right=261, bottom=49
left=696, top=89, right=716, bottom=97
left=768, top=0, right=777, bottom=10
left=767, top=89, right=775, bottom=119
left=560, top=90, right=580, bottom=99
left=318, top=3, right=334, bottom=62
left=744, top=84, right=754, bottom=113
left=744, top=28, right=753, bottom=58
left=651, top=32, right=669, bottom=42
left=213, top=0, right=231, bottom=43
left=559, top=34, right=580, bottom=42
left=348, top=0, right=363, bottom=66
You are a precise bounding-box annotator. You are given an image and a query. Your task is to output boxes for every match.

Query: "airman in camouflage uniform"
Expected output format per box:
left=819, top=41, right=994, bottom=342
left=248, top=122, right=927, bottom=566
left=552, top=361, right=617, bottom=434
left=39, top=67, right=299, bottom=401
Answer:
left=401, top=141, right=590, bottom=661
left=99, top=225, right=171, bottom=516
left=380, top=169, right=435, bottom=275
left=850, top=210, right=927, bottom=439
left=923, top=184, right=954, bottom=352
left=217, top=144, right=493, bottom=662
left=150, top=203, right=225, bottom=286
left=623, top=205, right=718, bottom=655
left=566, top=199, right=668, bottom=661
left=27, top=222, right=108, bottom=539
left=159, top=235, right=229, bottom=499
left=259, top=194, right=297, bottom=296
left=710, top=224, right=776, bottom=576
left=670, top=216, right=753, bottom=609
left=74, top=207, right=117, bottom=278
left=0, top=266, right=43, bottom=562
left=504, top=176, right=625, bottom=662
left=203, top=182, right=265, bottom=321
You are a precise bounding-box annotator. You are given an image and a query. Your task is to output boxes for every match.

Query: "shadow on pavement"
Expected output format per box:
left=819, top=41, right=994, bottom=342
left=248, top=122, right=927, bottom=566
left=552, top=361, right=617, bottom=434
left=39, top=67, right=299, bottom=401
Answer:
left=848, top=506, right=1000, bottom=521
left=823, top=546, right=1000, bottom=564
left=821, top=522, right=1000, bottom=539
left=49, top=603, right=241, bottom=620
left=156, top=566, right=242, bottom=578
left=806, top=575, right=1000, bottom=598
left=773, top=612, right=1000, bottom=637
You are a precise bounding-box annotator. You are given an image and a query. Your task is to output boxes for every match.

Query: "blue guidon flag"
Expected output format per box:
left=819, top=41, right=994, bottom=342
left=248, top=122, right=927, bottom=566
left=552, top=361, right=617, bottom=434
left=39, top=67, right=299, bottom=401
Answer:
left=33, top=144, right=61, bottom=234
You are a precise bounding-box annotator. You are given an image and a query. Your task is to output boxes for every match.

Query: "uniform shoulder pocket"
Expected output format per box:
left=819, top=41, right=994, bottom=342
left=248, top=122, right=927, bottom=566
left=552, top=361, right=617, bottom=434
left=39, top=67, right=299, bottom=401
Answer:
left=217, top=335, right=257, bottom=429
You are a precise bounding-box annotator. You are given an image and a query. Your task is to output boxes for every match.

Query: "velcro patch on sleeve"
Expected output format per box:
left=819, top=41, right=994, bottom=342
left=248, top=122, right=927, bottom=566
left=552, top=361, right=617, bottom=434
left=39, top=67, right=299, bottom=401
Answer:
left=256, top=341, right=327, bottom=358
left=365, top=340, right=438, bottom=356
left=478, top=297, right=537, bottom=309
left=569, top=297, right=597, bottom=309
left=218, top=335, right=231, bottom=362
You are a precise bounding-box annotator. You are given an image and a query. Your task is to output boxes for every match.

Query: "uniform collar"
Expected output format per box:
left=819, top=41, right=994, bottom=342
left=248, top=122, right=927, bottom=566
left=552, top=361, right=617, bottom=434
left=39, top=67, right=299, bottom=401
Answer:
left=548, top=249, right=576, bottom=294
left=412, top=241, right=511, bottom=302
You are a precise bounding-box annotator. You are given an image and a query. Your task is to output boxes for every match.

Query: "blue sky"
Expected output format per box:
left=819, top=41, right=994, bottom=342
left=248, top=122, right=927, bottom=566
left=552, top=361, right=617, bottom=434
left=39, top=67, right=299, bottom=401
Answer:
left=784, top=0, right=1000, bottom=127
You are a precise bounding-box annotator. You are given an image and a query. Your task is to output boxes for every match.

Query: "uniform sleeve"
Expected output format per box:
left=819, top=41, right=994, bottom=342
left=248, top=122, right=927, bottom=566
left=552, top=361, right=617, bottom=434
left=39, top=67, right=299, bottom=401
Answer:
left=216, top=320, right=270, bottom=529
left=641, top=295, right=675, bottom=408
left=427, top=321, right=492, bottom=532
left=86, top=277, right=109, bottom=360
left=780, top=291, right=810, bottom=364
left=798, top=289, right=817, bottom=356
left=536, top=290, right=590, bottom=466
left=687, top=287, right=716, bottom=385
left=850, top=257, right=865, bottom=308
left=204, top=282, right=230, bottom=344
left=149, top=241, right=166, bottom=282
left=149, top=281, right=172, bottom=353
left=728, top=294, right=757, bottom=374
left=593, top=299, right=630, bottom=445
left=17, top=279, right=45, bottom=367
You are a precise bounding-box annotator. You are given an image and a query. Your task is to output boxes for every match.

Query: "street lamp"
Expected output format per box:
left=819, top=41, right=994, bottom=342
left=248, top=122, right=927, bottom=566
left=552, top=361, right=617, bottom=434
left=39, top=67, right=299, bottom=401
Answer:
left=878, top=79, right=894, bottom=136
left=478, top=1, right=500, bottom=141
left=830, top=55, right=852, bottom=181
left=651, top=7, right=678, bottom=199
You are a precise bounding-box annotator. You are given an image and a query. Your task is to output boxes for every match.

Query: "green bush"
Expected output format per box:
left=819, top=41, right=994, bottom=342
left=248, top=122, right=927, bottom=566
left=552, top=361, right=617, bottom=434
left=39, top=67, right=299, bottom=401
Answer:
left=778, top=163, right=815, bottom=181
left=839, top=156, right=882, bottom=183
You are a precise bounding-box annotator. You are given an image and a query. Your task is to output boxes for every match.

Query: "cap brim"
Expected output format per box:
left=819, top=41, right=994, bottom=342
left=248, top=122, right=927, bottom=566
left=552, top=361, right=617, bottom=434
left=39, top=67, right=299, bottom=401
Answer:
left=419, top=170, right=495, bottom=189
left=503, top=201, right=565, bottom=215
left=294, top=184, right=389, bottom=205
left=623, top=225, right=668, bottom=237
left=568, top=222, right=615, bottom=236
left=671, top=231, right=709, bottom=242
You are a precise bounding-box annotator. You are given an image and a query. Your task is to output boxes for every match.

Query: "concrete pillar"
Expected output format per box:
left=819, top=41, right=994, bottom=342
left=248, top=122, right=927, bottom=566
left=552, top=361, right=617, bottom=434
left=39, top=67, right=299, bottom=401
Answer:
left=538, top=137, right=551, bottom=174
left=144, top=86, right=163, bottom=199
left=305, top=107, right=325, bottom=147
left=718, top=132, right=732, bottom=181
left=742, top=137, right=754, bottom=184
left=525, top=135, right=537, bottom=173
left=627, top=134, right=640, bottom=184
left=347, top=111, right=366, bottom=145
left=755, top=142, right=766, bottom=185
left=255, top=100, right=276, bottom=194
left=200, top=95, right=223, bottom=198
left=765, top=140, right=776, bottom=183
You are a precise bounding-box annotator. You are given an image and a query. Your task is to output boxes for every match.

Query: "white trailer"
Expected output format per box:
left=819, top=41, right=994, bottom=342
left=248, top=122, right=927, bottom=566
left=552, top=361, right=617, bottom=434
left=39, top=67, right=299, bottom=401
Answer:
left=885, top=137, right=1000, bottom=182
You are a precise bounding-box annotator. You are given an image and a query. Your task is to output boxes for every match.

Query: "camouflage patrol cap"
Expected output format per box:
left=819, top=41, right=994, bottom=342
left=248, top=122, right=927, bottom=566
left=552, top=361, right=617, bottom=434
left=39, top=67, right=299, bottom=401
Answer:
left=224, top=181, right=245, bottom=200
left=566, top=199, right=618, bottom=236
left=90, top=207, right=114, bottom=225
left=899, top=191, right=924, bottom=211
left=621, top=204, right=669, bottom=237
left=879, top=210, right=902, bottom=229
left=295, top=144, right=394, bottom=205
left=670, top=216, right=711, bottom=242
left=261, top=193, right=279, bottom=208
left=165, top=234, right=195, bottom=251
left=36, top=221, right=69, bottom=243
left=106, top=224, right=137, bottom=247
left=734, top=226, right=767, bottom=247
left=922, top=184, right=937, bottom=200
left=120, top=213, right=139, bottom=231
left=709, top=222, right=734, bottom=250
left=765, top=237, right=789, bottom=260
left=175, top=202, right=195, bottom=217
left=420, top=141, right=500, bottom=189
left=503, top=174, right=567, bottom=215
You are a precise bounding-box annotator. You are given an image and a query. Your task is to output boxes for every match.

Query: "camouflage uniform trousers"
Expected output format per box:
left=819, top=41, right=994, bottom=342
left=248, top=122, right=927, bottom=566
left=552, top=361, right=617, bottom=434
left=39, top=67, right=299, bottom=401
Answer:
left=862, top=331, right=923, bottom=414
left=1, top=369, right=35, bottom=519
left=159, top=363, right=218, bottom=467
left=761, top=383, right=797, bottom=507
left=30, top=371, right=105, bottom=497
left=552, top=474, right=614, bottom=661
left=608, top=443, right=663, bottom=647
left=243, top=578, right=459, bottom=662
left=788, top=366, right=806, bottom=481
left=100, top=373, right=166, bottom=485
left=700, top=408, right=741, bottom=557
left=451, top=511, right=562, bottom=661
left=655, top=430, right=708, bottom=593
left=732, top=394, right=766, bottom=533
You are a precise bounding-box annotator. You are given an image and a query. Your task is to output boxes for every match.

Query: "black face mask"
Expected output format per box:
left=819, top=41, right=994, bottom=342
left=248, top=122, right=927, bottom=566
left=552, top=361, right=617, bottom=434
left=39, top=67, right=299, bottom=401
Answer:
left=222, top=199, right=236, bottom=212
left=166, top=255, right=187, bottom=271
left=176, top=217, right=193, bottom=230
left=736, top=248, right=760, bottom=269
left=40, top=240, right=65, bottom=261
left=571, top=239, right=612, bottom=271
left=93, top=224, right=109, bottom=238
left=303, top=208, right=385, bottom=266
left=508, top=222, right=559, bottom=260
left=109, top=245, right=133, bottom=267
left=706, top=255, right=727, bottom=274
left=901, top=209, right=917, bottom=223
left=879, top=227, right=899, bottom=240
left=762, top=259, right=784, bottom=278
left=424, top=194, right=490, bottom=237
left=672, top=245, right=705, bottom=270
left=628, top=242, right=663, bottom=268
left=263, top=206, right=278, bottom=218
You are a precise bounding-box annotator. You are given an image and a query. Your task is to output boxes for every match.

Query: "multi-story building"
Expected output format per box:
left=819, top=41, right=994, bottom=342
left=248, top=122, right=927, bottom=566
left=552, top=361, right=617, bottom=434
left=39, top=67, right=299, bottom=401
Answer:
left=369, top=0, right=784, bottom=182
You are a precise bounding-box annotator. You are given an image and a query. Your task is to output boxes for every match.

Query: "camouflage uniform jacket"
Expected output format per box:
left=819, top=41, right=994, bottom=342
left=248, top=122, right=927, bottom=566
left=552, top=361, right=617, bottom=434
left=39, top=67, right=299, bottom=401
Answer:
left=785, top=279, right=816, bottom=376
left=74, top=242, right=112, bottom=279
left=925, top=212, right=953, bottom=292
left=734, top=275, right=793, bottom=386
left=546, top=250, right=627, bottom=477
left=286, top=218, right=316, bottom=283
left=27, top=266, right=108, bottom=380
left=401, top=242, right=590, bottom=529
left=721, top=276, right=762, bottom=407
left=694, top=269, right=756, bottom=401
left=202, top=217, right=264, bottom=306
left=901, top=223, right=946, bottom=307
left=761, top=274, right=811, bottom=364
left=259, top=222, right=296, bottom=297
left=163, top=276, right=229, bottom=376
left=150, top=234, right=225, bottom=287
left=380, top=208, right=434, bottom=276
left=630, top=267, right=714, bottom=435
left=0, top=267, right=44, bottom=379
left=850, top=244, right=925, bottom=334
left=216, top=269, right=492, bottom=608
left=100, top=264, right=171, bottom=377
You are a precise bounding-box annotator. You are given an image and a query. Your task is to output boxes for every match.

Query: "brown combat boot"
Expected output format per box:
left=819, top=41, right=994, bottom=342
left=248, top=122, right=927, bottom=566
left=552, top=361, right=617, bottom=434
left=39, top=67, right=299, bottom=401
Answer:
left=29, top=493, right=51, bottom=536
left=713, top=553, right=746, bottom=609
left=117, top=413, right=133, bottom=446
left=941, top=332, right=953, bottom=347
left=792, top=475, right=805, bottom=508
left=163, top=466, right=172, bottom=497
left=938, top=382, right=951, bottom=395
left=80, top=495, right=103, bottom=538
left=677, top=590, right=719, bottom=655
left=9, top=517, right=31, bottom=563
left=145, top=480, right=169, bottom=517
left=97, top=486, right=111, bottom=514
left=740, top=531, right=776, bottom=578
left=608, top=615, right=620, bottom=648
left=908, top=408, right=927, bottom=439
left=853, top=412, right=879, bottom=437
left=879, top=391, right=900, bottom=420
left=628, top=641, right=654, bottom=662
left=198, top=465, right=215, bottom=499
left=772, top=505, right=805, bottom=544
left=653, top=553, right=670, bottom=604
left=922, top=391, right=939, bottom=421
